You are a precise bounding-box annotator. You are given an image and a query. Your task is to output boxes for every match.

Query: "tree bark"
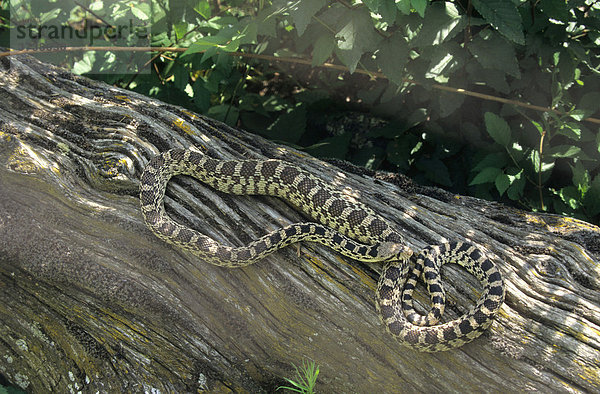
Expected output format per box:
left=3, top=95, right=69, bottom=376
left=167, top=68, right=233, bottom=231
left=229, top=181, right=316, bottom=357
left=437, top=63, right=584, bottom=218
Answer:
left=0, top=54, right=599, bottom=393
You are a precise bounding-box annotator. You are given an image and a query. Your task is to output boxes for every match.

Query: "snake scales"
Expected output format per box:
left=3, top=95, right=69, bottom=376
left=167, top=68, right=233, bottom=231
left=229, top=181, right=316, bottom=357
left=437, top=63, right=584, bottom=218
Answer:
left=140, top=148, right=505, bottom=352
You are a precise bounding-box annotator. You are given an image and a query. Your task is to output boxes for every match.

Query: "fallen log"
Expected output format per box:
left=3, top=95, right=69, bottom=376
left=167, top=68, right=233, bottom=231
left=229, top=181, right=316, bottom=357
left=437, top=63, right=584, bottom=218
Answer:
left=0, top=54, right=599, bottom=392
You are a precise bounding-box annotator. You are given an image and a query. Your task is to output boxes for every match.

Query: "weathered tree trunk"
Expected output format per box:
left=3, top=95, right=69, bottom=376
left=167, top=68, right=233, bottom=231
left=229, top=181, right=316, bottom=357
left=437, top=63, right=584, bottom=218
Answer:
left=0, top=54, right=599, bottom=393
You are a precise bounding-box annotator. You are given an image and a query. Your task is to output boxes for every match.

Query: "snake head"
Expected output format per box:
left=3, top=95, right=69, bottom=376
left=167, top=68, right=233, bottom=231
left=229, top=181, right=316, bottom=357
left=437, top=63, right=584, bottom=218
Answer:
left=378, top=242, right=413, bottom=261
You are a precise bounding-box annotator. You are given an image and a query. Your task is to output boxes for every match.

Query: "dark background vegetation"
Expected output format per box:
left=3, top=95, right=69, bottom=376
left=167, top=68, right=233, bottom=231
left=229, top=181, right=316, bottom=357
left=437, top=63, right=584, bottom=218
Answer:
left=1, top=0, right=600, bottom=224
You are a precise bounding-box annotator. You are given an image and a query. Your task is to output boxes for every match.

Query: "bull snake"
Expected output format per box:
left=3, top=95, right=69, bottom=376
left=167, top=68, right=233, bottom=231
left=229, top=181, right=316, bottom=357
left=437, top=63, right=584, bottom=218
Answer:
left=140, top=148, right=505, bottom=352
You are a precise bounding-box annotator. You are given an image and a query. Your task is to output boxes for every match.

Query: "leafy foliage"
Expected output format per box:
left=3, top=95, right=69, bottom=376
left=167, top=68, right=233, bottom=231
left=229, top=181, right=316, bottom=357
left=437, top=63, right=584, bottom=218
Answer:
left=2, top=0, right=600, bottom=224
left=277, top=359, right=320, bottom=394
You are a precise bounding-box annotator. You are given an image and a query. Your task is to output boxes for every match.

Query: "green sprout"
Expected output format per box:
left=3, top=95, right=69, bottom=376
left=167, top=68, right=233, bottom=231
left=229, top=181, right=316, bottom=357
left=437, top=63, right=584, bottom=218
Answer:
left=277, top=359, right=320, bottom=394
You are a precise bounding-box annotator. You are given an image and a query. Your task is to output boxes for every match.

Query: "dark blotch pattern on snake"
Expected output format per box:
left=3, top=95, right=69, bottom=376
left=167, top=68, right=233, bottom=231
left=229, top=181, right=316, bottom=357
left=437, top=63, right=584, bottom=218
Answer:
left=140, top=149, right=505, bottom=352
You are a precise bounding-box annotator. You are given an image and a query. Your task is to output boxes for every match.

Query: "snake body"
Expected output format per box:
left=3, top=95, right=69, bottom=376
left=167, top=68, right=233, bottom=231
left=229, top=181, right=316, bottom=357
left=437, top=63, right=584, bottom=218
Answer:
left=140, top=149, right=505, bottom=352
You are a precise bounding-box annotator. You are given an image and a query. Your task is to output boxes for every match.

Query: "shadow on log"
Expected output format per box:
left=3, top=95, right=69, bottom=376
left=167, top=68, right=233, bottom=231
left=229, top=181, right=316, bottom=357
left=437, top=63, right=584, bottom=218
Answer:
left=0, top=54, right=599, bottom=392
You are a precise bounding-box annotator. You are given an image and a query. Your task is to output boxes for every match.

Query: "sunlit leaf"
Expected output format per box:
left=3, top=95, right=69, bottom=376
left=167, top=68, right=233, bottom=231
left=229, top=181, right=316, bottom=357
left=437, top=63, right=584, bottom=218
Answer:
left=411, top=2, right=465, bottom=47
left=549, top=145, right=581, bottom=158
left=334, top=8, right=382, bottom=72
left=558, top=186, right=579, bottom=209
left=506, top=169, right=525, bottom=200
left=558, top=122, right=581, bottom=140
left=571, top=161, right=590, bottom=195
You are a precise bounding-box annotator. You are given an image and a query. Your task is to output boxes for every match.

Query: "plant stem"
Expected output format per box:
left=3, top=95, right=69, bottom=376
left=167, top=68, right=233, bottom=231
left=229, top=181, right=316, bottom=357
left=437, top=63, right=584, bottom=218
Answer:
left=538, top=130, right=546, bottom=210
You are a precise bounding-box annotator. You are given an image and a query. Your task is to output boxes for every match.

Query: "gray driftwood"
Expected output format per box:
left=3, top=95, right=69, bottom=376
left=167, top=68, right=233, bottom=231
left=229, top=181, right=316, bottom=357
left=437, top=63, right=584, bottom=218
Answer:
left=0, top=54, right=599, bottom=393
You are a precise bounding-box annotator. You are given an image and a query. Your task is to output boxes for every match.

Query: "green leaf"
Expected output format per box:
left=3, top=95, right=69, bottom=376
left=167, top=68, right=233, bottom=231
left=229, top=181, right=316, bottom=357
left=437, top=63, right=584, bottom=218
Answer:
left=312, top=34, right=335, bottom=66
left=131, top=3, right=151, bottom=20
left=508, top=141, right=524, bottom=161
left=529, top=150, right=555, bottom=175
left=569, top=110, right=586, bottom=121
left=290, top=0, right=326, bottom=36
left=484, top=112, right=511, bottom=146
left=530, top=120, right=544, bottom=135
left=72, top=52, right=95, bottom=74
left=471, top=0, right=524, bottom=44
left=571, top=161, right=590, bottom=195
left=578, top=92, right=600, bottom=119
left=200, top=46, right=218, bottom=63
left=256, top=6, right=277, bottom=37
left=335, top=8, right=382, bottom=73
left=470, top=167, right=502, bottom=185
left=495, top=173, right=510, bottom=196
left=378, top=0, right=398, bottom=25
left=376, top=33, right=409, bottom=85
left=239, top=21, right=258, bottom=45
left=558, top=186, right=579, bottom=209
left=549, top=145, right=581, bottom=158
left=473, top=152, right=508, bottom=171
left=363, top=0, right=382, bottom=13
left=411, top=0, right=428, bottom=17
left=336, top=11, right=374, bottom=51
left=424, top=42, right=464, bottom=81
left=506, top=169, right=525, bottom=200
left=540, top=0, right=570, bottom=22
left=193, top=0, right=211, bottom=19
left=558, top=122, right=581, bottom=140
left=410, top=2, right=465, bottom=47
left=558, top=50, right=577, bottom=85
left=395, top=0, right=411, bottom=15
left=426, top=52, right=455, bottom=79
left=468, top=31, right=520, bottom=78
left=530, top=149, right=540, bottom=173
left=174, top=22, right=189, bottom=41
left=172, top=63, right=189, bottom=92
left=183, top=35, right=229, bottom=55
left=39, top=8, right=62, bottom=24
